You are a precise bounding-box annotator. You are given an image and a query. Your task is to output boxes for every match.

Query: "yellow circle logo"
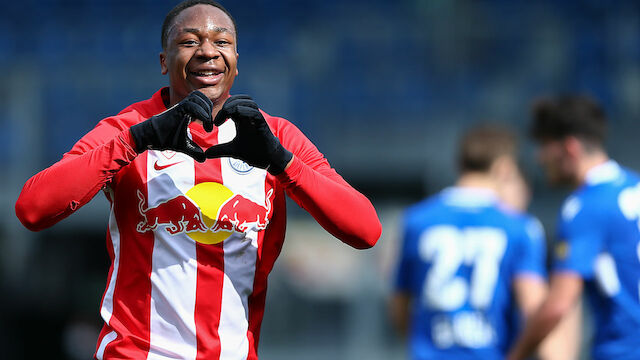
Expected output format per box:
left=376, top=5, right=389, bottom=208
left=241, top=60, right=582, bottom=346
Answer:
left=185, top=182, right=234, bottom=244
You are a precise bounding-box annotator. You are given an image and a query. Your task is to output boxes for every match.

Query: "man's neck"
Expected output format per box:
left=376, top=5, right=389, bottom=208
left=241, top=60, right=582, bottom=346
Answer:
left=456, top=172, right=496, bottom=192
left=576, top=151, right=609, bottom=186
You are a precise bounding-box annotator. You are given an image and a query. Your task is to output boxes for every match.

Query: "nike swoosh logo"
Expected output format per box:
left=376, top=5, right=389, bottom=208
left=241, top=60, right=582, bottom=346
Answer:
left=154, top=160, right=184, bottom=171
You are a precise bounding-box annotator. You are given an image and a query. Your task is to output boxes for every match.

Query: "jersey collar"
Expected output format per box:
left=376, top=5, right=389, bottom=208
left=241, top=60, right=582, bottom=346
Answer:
left=441, top=186, right=499, bottom=207
left=584, top=160, right=621, bottom=185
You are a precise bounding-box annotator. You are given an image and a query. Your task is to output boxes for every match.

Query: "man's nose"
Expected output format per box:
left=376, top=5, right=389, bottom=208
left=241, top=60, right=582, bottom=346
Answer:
left=197, top=40, right=219, bottom=59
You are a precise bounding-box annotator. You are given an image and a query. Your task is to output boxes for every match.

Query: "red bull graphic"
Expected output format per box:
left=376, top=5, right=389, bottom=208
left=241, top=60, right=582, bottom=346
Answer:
left=135, top=184, right=273, bottom=244
left=211, top=189, right=273, bottom=233
left=136, top=190, right=208, bottom=235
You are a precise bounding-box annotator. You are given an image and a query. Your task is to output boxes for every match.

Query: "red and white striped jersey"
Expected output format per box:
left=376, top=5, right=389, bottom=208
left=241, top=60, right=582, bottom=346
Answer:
left=15, top=88, right=381, bottom=359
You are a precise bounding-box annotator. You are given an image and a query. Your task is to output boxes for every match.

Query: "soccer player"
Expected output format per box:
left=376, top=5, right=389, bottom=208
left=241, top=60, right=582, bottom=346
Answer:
left=508, top=95, right=640, bottom=360
left=390, top=125, right=558, bottom=359
left=14, top=1, right=382, bottom=359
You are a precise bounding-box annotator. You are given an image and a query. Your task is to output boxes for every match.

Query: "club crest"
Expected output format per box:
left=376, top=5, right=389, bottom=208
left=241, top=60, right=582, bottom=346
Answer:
left=228, top=157, right=254, bottom=174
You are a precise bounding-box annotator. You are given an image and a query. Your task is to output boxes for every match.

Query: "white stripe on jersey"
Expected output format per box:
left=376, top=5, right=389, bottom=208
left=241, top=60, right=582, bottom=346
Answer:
left=218, top=120, right=266, bottom=360
left=96, top=330, right=118, bottom=360
left=100, top=200, right=121, bottom=325
left=147, top=151, right=199, bottom=360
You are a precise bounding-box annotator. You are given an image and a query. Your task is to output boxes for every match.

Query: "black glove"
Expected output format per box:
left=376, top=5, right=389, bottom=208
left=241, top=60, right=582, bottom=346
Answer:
left=205, top=95, right=293, bottom=175
left=129, top=90, right=213, bottom=163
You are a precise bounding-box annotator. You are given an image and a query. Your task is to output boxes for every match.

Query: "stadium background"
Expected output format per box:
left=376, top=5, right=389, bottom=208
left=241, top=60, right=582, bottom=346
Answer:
left=1, top=0, right=639, bottom=358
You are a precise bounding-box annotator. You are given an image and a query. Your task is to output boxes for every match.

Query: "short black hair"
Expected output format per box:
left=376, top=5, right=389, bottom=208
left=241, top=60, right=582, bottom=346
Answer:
left=161, top=0, right=237, bottom=49
left=458, top=124, right=517, bottom=173
left=530, top=95, right=607, bottom=148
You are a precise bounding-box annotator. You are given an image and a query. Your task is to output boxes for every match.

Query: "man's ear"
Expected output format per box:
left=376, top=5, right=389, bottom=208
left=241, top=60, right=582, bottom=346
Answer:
left=235, top=52, right=239, bottom=76
left=160, top=52, right=168, bottom=75
left=564, top=136, right=583, bottom=160
left=491, top=155, right=517, bottom=183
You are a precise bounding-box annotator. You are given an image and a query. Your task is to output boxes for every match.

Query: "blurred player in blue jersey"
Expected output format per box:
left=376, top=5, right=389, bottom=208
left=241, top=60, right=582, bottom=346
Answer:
left=508, top=95, right=640, bottom=360
left=390, top=125, right=565, bottom=360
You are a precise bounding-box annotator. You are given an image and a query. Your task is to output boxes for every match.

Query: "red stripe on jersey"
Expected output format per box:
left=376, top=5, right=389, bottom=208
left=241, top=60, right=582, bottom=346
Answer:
left=101, top=154, right=155, bottom=358
left=195, top=242, right=225, bottom=359
left=193, top=147, right=226, bottom=359
left=246, top=184, right=287, bottom=356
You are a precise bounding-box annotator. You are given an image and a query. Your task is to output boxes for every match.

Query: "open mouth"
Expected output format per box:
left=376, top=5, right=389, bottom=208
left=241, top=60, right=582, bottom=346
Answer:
left=189, top=70, right=224, bottom=85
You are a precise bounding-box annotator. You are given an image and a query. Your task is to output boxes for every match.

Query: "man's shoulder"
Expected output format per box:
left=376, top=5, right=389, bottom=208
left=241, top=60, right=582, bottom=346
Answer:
left=580, top=161, right=640, bottom=197
left=559, top=182, right=621, bottom=225
left=512, top=212, right=545, bottom=242
left=569, top=169, right=638, bottom=213
left=481, top=205, right=537, bottom=240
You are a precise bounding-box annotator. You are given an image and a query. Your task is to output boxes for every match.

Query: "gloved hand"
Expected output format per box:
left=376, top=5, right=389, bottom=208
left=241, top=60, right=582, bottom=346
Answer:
left=129, top=90, right=213, bottom=163
left=205, top=95, right=293, bottom=175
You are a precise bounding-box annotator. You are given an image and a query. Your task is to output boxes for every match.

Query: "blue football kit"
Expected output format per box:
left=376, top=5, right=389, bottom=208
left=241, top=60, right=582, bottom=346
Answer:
left=554, top=160, right=640, bottom=360
left=394, top=187, right=546, bottom=360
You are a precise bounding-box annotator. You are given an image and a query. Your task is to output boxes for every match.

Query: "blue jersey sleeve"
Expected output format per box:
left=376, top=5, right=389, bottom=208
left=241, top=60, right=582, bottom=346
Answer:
left=553, top=195, right=605, bottom=278
left=513, top=216, right=547, bottom=278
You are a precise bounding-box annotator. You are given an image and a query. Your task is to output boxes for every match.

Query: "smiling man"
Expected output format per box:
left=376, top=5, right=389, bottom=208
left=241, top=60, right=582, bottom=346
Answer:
left=14, top=1, right=382, bottom=359
left=160, top=2, right=238, bottom=107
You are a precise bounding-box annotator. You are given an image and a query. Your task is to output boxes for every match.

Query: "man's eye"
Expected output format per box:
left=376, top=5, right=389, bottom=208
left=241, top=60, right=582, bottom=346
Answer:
left=181, top=40, right=198, bottom=46
left=215, top=40, right=230, bottom=46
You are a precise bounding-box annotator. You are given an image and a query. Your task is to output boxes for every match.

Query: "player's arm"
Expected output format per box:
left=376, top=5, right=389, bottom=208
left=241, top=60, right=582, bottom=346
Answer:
left=15, top=123, right=138, bottom=231
left=514, top=275, right=546, bottom=319
left=540, top=298, right=582, bottom=360
left=513, top=275, right=581, bottom=360
left=273, top=153, right=382, bottom=249
left=509, top=216, right=579, bottom=360
left=205, top=95, right=382, bottom=248
left=511, top=217, right=548, bottom=313
left=508, top=272, right=583, bottom=360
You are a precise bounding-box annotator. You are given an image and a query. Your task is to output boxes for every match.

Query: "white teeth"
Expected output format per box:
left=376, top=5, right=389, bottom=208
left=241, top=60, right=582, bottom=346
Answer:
left=193, top=71, right=218, bottom=76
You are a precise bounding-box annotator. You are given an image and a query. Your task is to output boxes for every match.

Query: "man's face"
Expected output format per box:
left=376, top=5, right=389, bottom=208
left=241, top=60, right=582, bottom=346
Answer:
left=536, top=139, right=576, bottom=186
left=161, top=5, right=238, bottom=106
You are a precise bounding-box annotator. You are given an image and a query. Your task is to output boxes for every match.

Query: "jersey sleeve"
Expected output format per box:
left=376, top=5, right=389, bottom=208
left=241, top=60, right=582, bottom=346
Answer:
left=15, top=115, right=139, bottom=231
left=513, top=216, right=547, bottom=279
left=271, top=117, right=382, bottom=249
left=552, top=195, right=605, bottom=278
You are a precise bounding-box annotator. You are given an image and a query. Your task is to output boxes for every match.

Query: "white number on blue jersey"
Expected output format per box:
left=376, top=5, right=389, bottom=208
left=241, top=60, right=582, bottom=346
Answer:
left=418, top=225, right=507, bottom=348
left=419, top=225, right=507, bottom=310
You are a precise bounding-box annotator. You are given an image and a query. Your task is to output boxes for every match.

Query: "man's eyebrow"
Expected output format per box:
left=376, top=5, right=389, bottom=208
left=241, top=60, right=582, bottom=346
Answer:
left=182, top=27, right=233, bottom=35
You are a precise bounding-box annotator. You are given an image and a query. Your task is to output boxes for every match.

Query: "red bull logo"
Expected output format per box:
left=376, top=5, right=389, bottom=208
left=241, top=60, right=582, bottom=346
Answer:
left=136, top=183, right=273, bottom=245
left=136, top=190, right=208, bottom=235
left=211, top=189, right=273, bottom=233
